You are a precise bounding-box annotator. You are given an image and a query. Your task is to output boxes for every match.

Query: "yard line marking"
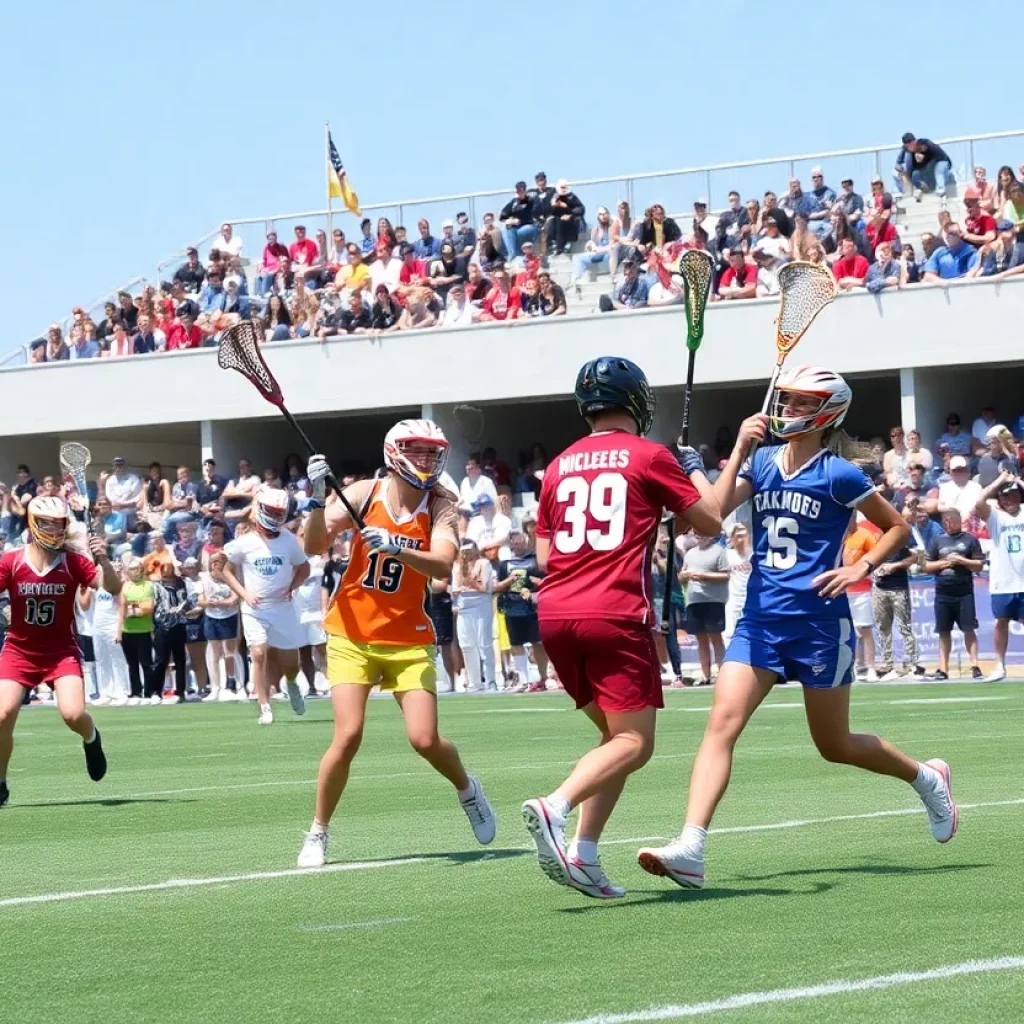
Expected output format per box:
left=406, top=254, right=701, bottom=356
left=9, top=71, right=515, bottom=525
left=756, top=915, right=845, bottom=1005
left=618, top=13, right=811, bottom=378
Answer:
left=462, top=708, right=568, bottom=714
left=297, top=917, right=413, bottom=933
left=889, top=696, right=1009, bottom=705
left=553, top=956, right=1024, bottom=1024
left=193, top=753, right=229, bottom=759
left=0, top=857, right=427, bottom=909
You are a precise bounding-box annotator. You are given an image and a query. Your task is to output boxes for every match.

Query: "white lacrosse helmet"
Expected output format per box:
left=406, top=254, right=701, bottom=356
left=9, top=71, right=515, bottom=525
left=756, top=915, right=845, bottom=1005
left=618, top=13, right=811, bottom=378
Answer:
left=27, top=495, right=70, bottom=550
left=770, top=365, right=852, bottom=439
left=254, top=486, right=289, bottom=533
left=383, top=419, right=450, bottom=490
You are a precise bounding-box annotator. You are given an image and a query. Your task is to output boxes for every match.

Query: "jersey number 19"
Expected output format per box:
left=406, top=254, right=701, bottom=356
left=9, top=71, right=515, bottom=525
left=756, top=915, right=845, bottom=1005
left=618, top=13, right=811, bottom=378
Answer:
left=554, top=473, right=627, bottom=554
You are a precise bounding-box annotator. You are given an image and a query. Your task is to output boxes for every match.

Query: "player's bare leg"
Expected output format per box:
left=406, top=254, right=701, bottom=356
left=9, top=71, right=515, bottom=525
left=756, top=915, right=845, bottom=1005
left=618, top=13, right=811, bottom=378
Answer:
left=53, top=675, right=107, bottom=782
left=802, top=685, right=956, bottom=839
left=395, top=688, right=495, bottom=844
left=0, top=680, right=25, bottom=802
left=696, top=635, right=712, bottom=683
left=272, top=647, right=305, bottom=715
left=250, top=643, right=272, bottom=719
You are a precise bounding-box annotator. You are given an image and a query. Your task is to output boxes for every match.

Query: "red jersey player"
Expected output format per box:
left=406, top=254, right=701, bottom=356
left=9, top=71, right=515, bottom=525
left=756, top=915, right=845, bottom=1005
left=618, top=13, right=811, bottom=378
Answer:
left=521, top=356, right=721, bottom=898
left=0, top=497, right=121, bottom=808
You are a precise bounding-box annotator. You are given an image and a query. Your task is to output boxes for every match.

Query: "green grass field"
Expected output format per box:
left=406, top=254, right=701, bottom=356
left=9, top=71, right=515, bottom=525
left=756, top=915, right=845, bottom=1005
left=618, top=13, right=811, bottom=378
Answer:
left=2, top=682, right=1023, bottom=1024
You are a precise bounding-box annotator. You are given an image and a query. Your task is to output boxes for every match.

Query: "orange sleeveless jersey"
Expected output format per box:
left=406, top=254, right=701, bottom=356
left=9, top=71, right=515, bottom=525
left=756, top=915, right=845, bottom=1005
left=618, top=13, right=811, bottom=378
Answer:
left=324, top=479, right=454, bottom=646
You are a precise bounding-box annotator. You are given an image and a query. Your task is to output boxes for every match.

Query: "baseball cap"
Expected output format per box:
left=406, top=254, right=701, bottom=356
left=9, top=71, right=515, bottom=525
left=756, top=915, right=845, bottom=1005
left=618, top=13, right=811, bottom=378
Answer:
left=870, top=175, right=884, bottom=184
left=112, top=455, right=125, bottom=463
left=183, top=557, right=198, bottom=568
left=949, top=456, right=969, bottom=470
left=442, top=219, right=454, bottom=228
left=985, top=424, right=1008, bottom=440
left=694, top=197, right=708, bottom=207
left=473, top=493, right=494, bottom=508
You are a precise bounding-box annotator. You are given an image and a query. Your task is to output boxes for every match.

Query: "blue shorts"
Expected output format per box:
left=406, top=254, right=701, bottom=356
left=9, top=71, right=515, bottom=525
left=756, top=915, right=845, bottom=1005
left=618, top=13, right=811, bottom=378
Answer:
left=725, top=616, right=855, bottom=689
left=991, top=593, right=1024, bottom=621
left=204, top=614, right=239, bottom=642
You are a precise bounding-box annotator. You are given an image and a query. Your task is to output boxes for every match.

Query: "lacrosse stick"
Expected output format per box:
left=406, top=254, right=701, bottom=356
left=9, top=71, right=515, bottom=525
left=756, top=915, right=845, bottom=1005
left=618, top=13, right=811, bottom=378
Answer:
left=750, top=260, right=837, bottom=456
left=60, top=442, right=95, bottom=536
left=661, top=249, right=715, bottom=634
left=217, top=320, right=365, bottom=528
left=453, top=404, right=486, bottom=457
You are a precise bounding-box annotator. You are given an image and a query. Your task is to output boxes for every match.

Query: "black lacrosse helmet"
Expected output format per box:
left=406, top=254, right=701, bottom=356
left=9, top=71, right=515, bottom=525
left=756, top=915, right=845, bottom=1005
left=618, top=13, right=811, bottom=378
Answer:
left=575, top=356, right=656, bottom=436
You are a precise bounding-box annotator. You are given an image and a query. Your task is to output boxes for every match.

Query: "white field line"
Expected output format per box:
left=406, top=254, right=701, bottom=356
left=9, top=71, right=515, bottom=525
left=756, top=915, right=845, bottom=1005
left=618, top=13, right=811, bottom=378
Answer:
left=3, top=798, right=1022, bottom=911
left=889, top=696, right=1008, bottom=704
left=0, top=857, right=427, bottom=909
left=296, top=917, right=413, bottom=933
left=554, top=956, right=1024, bottom=1024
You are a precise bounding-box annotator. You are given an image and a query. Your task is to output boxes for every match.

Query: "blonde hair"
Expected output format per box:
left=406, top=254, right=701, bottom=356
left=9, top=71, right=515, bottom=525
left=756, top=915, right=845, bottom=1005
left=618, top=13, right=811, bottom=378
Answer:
left=822, top=427, right=875, bottom=461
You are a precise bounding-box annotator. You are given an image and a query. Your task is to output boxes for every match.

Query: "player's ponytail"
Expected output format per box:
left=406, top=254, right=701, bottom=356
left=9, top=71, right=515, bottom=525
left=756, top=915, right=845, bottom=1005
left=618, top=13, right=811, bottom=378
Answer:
left=822, top=427, right=874, bottom=462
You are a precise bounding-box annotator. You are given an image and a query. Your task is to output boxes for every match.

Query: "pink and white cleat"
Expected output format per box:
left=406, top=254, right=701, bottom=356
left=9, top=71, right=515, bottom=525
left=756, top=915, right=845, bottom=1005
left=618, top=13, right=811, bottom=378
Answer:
left=565, top=856, right=626, bottom=899
left=920, top=758, right=958, bottom=843
left=636, top=841, right=706, bottom=889
left=521, top=798, right=571, bottom=888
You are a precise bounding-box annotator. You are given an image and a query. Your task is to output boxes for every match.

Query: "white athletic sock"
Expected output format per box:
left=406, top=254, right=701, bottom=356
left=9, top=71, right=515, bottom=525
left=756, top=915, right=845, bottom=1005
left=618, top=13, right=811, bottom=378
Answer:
left=512, top=653, right=530, bottom=683
left=310, top=819, right=329, bottom=835
left=457, top=779, right=476, bottom=802
left=679, top=824, right=708, bottom=856
left=911, top=762, right=940, bottom=795
left=568, top=838, right=598, bottom=863
left=85, top=727, right=98, bottom=745
left=545, top=793, right=572, bottom=819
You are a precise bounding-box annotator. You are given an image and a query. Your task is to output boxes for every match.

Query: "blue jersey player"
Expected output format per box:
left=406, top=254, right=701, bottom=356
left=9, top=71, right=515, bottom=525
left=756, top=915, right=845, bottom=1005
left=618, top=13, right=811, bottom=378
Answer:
left=638, top=365, right=958, bottom=890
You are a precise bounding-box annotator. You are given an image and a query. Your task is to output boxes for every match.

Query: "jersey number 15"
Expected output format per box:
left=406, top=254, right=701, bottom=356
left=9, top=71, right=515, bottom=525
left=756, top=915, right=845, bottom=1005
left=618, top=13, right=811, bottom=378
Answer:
left=763, top=515, right=799, bottom=570
left=554, top=473, right=627, bottom=554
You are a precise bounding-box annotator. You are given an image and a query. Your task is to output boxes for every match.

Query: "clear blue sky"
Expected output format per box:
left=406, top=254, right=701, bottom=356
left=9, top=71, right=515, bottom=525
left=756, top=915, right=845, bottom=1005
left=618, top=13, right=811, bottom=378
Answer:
left=1, top=0, right=1013, bottom=349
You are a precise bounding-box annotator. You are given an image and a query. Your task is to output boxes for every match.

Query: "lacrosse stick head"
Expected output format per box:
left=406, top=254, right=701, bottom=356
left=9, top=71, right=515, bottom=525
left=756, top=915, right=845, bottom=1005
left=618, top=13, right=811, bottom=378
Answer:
left=453, top=404, right=486, bottom=456
left=60, top=442, right=92, bottom=504
left=680, top=249, right=715, bottom=351
left=218, top=320, right=284, bottom=407
left=775, top=261, right=837, bottom=357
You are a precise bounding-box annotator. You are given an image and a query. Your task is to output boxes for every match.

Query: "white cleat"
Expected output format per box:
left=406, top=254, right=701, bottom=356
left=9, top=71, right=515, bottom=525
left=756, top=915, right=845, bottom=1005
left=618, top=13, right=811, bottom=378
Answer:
left=565, top=856, right=626, bottom=899
left=297, top=830, right=329, bottom=868
left=460, top=776, right=496, bottom=844
left=920, top=759, right=958, bottom=843
left=879, top=670, right=903, bottom=682
left=258, top=704, right=274, bottom=726
left=125, top=696, right=142, bottom=707
left=983, top=665, right=1006, bottom=683
left=110, top=696, right=129, bottom=707
left=521, top=797, right=571, bottom=888
left=271, top=691, right=289, bottom=702
left=637, top=841, right=706, bottom=890
left=863, top=669, right=880, bottom=683
left=149, top=695, right=162, bottom=706
left=92, top=696, right=112, bottom=707
left=286, top=679, right=306, bottom=716
left=202, top=690, right=221, bottom=703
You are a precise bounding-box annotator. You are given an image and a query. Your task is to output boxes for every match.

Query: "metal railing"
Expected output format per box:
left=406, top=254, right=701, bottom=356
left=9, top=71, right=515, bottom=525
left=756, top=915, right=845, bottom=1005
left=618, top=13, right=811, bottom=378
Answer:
left=14, top=128, right=1024, bottom=361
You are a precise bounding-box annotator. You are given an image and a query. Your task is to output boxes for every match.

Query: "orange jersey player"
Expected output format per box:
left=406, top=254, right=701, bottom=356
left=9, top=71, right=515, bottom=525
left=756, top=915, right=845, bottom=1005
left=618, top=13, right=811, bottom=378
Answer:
left=296, top=418, right=496, bottom=867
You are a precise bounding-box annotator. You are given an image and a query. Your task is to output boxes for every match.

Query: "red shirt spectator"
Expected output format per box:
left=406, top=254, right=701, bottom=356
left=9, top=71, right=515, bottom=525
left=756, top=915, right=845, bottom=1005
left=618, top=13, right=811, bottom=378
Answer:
left=261, top=233, right=289, bottom=272
left=480, top=274, right=522, bottom=321
left=288, top=225, right=319, bottom=267
left=167, top=319, right=203, bottom=350
left=718, top=262, right=756, bottom=289
left=865, top=218, right=899, bottom=252
left=962, top=202, right=997, bottom=247
left=833, top=240, right=869, bottom=290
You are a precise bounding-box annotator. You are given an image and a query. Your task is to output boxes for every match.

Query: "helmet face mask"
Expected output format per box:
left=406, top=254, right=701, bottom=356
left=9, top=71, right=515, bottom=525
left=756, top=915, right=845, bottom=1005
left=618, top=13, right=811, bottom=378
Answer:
left=384, top=420, right=449, bottom=489
left=575, top=356, right=656, bottom=436
left=769, top=365, right=851, bottom=439
left=254, top=487, right=289, bottom=533
left=27, top=496, right=69, bottom=550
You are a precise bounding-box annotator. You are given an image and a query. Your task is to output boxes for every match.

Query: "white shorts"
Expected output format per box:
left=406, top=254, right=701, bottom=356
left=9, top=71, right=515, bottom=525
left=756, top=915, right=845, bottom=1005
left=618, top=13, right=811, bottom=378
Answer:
left=301, top=621, right=327, bottom=647
left=241, top=603, right=306, bottom=651
left=848, top=590, right=874, bottom=629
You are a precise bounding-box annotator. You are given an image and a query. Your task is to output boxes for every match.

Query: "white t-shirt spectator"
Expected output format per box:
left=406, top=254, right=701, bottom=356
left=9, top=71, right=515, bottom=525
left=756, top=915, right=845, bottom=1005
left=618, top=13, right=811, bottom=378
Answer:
left=972, top=417, right=997, bottom=447
left=648, top=282, right=683, bottom=306
left=218, top=234, right=243, bottom=258
left=106, top=471, right=142, bottom=509
left=986, top=507, right=1024, bottom=595
left=370, top=257, right=401, bottom=294
left=200, top=572, right=237, bottom=620
left=293, top=554, right=326, bottom=623
left=460, top=474, right=498, bottom=509
left=91, top=585, right=121, bottom=636
left=224, top=529, right=306, bottom=606
left=467, top=512, right=512, bottom=552
left=937, top=478, right=983, bottom=519
left=726, top=547, right=752, bottom=622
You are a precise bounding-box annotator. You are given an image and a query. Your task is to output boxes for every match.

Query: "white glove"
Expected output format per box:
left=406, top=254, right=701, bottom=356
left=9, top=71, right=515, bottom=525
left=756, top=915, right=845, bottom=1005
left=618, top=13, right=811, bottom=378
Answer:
left=361, top=526, right=400, bottom=556
left=307, top=454, right=331, bottom=501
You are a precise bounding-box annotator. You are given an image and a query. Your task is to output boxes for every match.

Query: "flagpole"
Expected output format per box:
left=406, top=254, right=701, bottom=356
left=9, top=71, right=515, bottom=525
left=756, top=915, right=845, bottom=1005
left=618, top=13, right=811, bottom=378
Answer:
left=325, top=121, right=334, bottom=239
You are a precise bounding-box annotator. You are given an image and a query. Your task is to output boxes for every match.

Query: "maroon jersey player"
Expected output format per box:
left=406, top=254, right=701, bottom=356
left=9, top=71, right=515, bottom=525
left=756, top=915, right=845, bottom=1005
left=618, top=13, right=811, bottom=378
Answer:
left=0, top=497, right=122, bottom=808
left=521, top=356, right=721, bottom=899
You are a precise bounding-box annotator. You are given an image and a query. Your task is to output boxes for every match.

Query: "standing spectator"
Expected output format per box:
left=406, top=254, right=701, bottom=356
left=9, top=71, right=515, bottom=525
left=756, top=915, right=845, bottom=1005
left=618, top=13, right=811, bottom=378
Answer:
left=680, top=534, right=729, bottom=686
left=973, top=474, right=1024, bottom=681
left=715, top=191, right=749, bottom=255
left=924, top=509, right=984, bottom=680
left=152, top=561, right=189, bottom=704
left=600, top=258, right=648, bottom=311
left=871, top=540, right=924, bottom=680
left=961, top=197, right=998, bottom=248
left=883, top=425, right=911, bottom=488
left=724, top=522, right=752, bottom=640
left=895, top=133, right=953, bottom=200
left=452, top=539, right=496, bottom=692
left=832, top=238, right=870, bottom=290
left=499, top=181, right=540, bottom=259
left=412, top=219, right=441, bottom=260
left=200, top=550, right=242, bottom=700
left=117, top=558, right=155, bottom=704
left=635, top=204, right=681, bottom=256
left=922, top=226, right=980, bottom=281
left=173, top=247, right=206, bottom=293
left=937, top=456, right=983, bottom=520
left=222, top=459, right=260, bottom=533
left=844, top=515, right=879, bottom=681
left=964, top=166, right=997, bottom=214
left=494, top=530, right=548, bottom=691
left=865, top=242, right=903, bottom=293
left=256, top=231, right=289, bottom=296
left=907, top=499, right=942, bottom=552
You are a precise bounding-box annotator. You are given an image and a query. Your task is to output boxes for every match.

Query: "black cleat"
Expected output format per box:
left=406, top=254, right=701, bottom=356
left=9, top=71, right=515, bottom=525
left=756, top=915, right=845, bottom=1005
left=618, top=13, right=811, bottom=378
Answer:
left=0, top=779, right=9, bottom=808
left=84, top=730, right=107, bottom=782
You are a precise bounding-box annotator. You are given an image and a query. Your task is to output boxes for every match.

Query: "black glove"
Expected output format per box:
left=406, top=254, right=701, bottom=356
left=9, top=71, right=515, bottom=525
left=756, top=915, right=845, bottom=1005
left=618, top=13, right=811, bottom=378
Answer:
left=675, top=445, right=704, bottom=477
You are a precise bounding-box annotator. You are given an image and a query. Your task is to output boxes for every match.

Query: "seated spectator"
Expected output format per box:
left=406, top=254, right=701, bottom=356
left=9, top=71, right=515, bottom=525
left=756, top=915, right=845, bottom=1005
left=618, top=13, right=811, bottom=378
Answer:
left=441, top=282, right=476, bottom=326
left=755, top=215, right=790, bottom=259
left=971, top=407, right=1000, bottom=453
left=133, top=313, right=166, bottom=353
left=223, top=280, right=250, bottom=318
left=326, top=228, right=347, bottom=267
left=499, top=181, right=540, bottom=259
left=895, top=133, right=952, bottom=199
left=397, top=287, right=437, bottom=330
left=741, top=199, right=760, bottom=247
left=518, top=276, right=544, bottom=317
left=263, top=295, right=292, bottom=342
left=715, top=251, right=758, bottom=300
left=222, top=459, right=260, bottom=531
left=479, top=268, right=521, bottom=322
left=429, top=242, right=468, bottom=304
left=199, top=271, right=227, bottom=315
left=838, top=177, right=865, bottom=227
left=216, top=222, right=243, bottom=258
left=783, top=178, right=830, bottom=239
left=68, top=323, right=100, bottom=360
left=477, top=211, right=505, bottom=258
left=610, top=201, right=635, bottom=276
left=790, top=213, right=820, bottom=261
left=977, top=425, right=1019, bottom=487
left=715, top=191, right=749, bottom=255
left=936, top=413, right=973, bottom=458
left=460, top=457, right=498, bottom=508
left=751, top=244, right=784, bottom=297
left=412, top=219, right=441, bottom=260
left=352, top=218, right=374, bottom=258
left=116, top=291, right=138, bottom=331
left=369, top=284, right=402, bottom=333
left=1002, top=182, right=1024, bottom=239
left=964, top=166, right=998, bottom=215
left=903, top=429, right=933, bottom=473
left=962, top=197, right=997, bottom=248
left=937, top=455, right=982, bottom=518
left=867, top=176, right=894, bottom=220
left=832, top=238, right=870, bottom=291
left=513, top=241, right=542, bottom=284
left=974, top=221, right=1024, bottom=278
left=600, top=258, right=649, bottom=311
left=762, top=192, right=792, bottom=236
left=336, top=243, right=372, bottom=295
left=883, top=426, right=911, bottom=488
left=104, top=322, right=133, bottom=357
left=809, top=166, right=837, bottom=217
left=465, top=263, right=490, bottom=305
left=894, top=462, right=937, bottom=513
left=173, top=247, right=206, bottom=293
left=537, top=270, right=567, bottom=316
left=256, top=232, right=289, bottom=296
left=454, top=212, right=477, bottom=259
left=571, top=206, right=614, bottom=286
left=376, top=217, right=398, bottom=251
left=477, top=233, right=506, bottom=274
left=396, top=244, right=430, bottom=300
left=865, top=242, right=903, bottom=293
left=96, top=301, right=120, bottom=343
left=864, top=206, right=900, bottom=254
left=528, top=171, right=557, bottom=256
left=923, top=225, right=980, bottom=281
left=293, top=291, right=321, bottom=338
left=289, top=225, right=319, bottom=278
left=648, top=269, right=684, bottom=306
left=167, top=313, right=202, bottom=350
left=369, top=244, right=401, bottom=295
left=635, top=204, right=681, bottom=256
left=994, top=167, right=1019, bottom=215
left=327, top=291, right=373, bottom=335
left=44, top=324, right=69, bottom=362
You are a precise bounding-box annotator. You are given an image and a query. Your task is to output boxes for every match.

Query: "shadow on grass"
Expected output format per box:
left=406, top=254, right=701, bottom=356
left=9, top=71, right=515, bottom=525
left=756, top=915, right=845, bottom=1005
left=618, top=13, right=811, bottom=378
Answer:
left=728, top=861, right=992, bottom=883
left=8, top=797, right=195, bottom=810
left=556, top=881, right=836, bottom=913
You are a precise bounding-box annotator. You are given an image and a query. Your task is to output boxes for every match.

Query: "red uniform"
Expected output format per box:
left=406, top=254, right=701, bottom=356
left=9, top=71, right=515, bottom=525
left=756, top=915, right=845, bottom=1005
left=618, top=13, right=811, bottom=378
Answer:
left=0, top=549, right=98, bottom=688
left=536, top=431, right=700, bottom=712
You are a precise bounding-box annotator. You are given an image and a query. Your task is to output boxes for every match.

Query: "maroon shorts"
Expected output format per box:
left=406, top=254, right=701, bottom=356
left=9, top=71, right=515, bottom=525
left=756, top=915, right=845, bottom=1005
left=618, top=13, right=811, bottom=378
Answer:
left=0, top=645, right=83, bottom=689
left=539, top=618, right=663, bottom=714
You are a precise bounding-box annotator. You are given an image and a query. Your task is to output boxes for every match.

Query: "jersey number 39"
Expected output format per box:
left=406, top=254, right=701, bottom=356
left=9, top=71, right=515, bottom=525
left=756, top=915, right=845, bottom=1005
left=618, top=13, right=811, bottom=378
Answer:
left=554, top=473, right=627, bottom=554
left=763, top=515, right=799, bottom=570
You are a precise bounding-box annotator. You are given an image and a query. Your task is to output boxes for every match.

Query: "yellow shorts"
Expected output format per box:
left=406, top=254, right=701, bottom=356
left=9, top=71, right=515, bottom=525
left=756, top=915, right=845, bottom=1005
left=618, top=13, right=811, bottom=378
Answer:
left=326, top=634, right=437, bottom=694
left=497, top=610, right=510, bottom=652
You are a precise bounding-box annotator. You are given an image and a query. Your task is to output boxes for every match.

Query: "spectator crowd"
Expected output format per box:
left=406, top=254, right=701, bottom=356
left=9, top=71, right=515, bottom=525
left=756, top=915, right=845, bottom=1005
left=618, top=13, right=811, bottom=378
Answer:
left=24, top=134, right=1024, bottom=364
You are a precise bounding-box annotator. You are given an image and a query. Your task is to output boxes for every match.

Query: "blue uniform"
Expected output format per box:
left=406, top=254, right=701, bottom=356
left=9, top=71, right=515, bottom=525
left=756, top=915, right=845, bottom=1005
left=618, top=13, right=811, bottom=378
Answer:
left=726, top=445, right=874, bottom=688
